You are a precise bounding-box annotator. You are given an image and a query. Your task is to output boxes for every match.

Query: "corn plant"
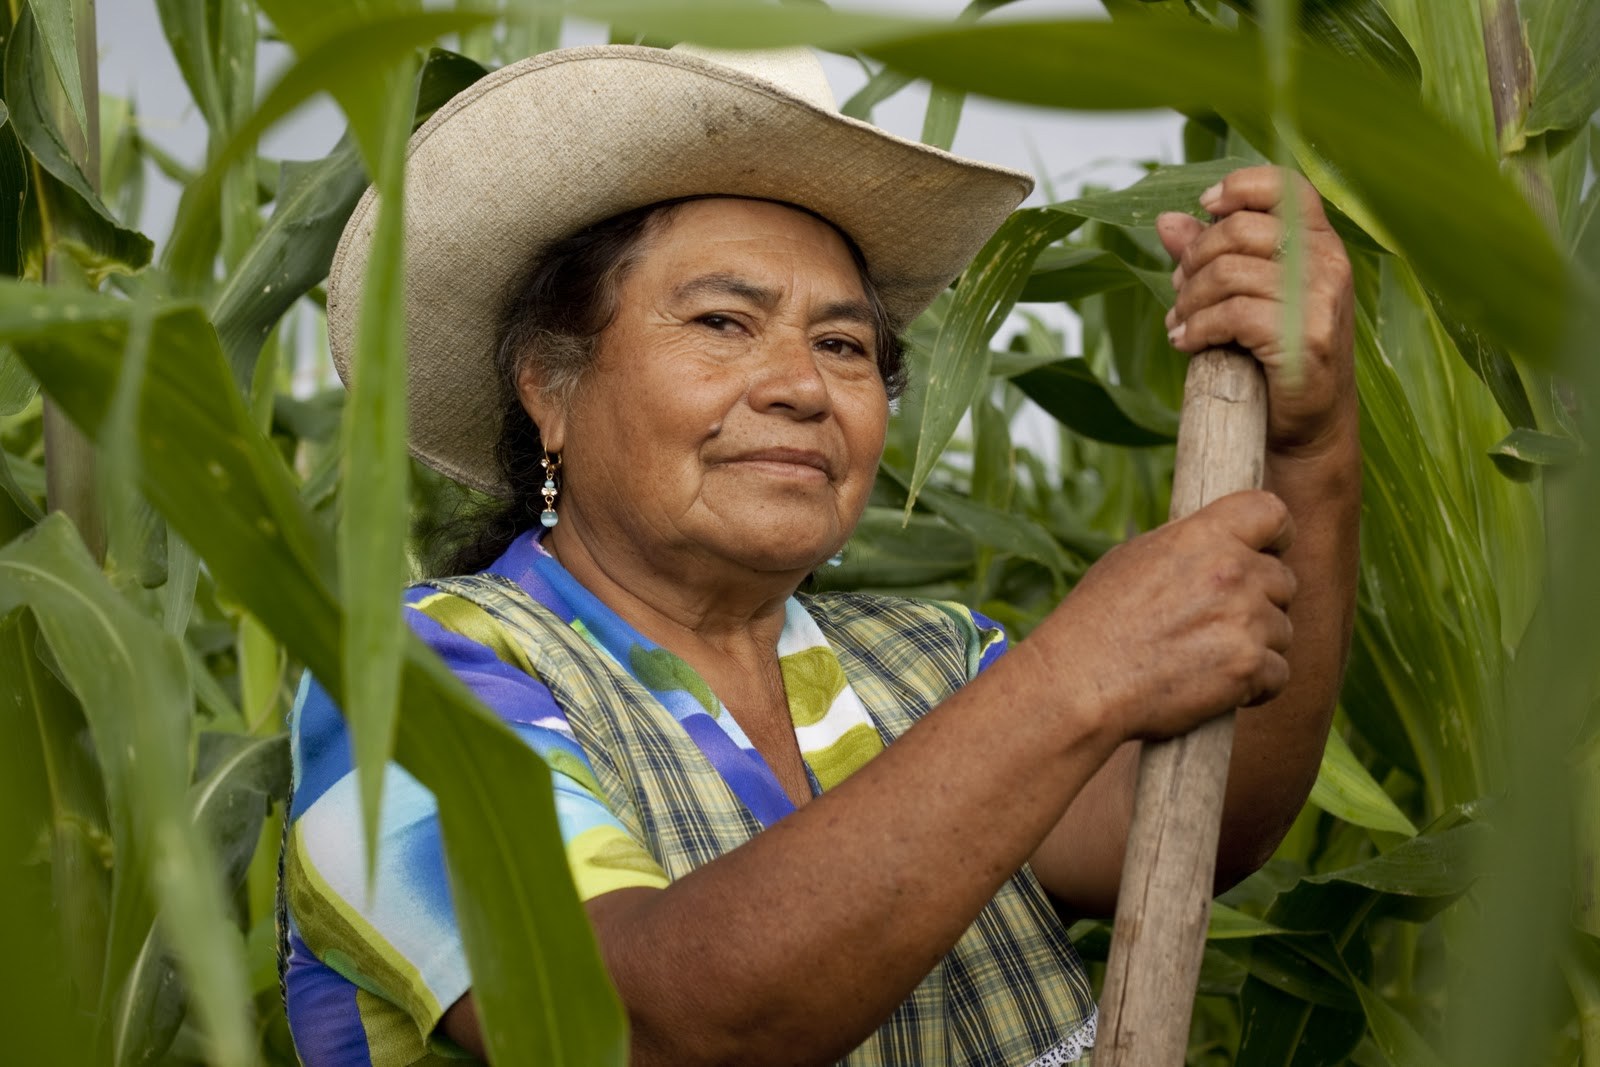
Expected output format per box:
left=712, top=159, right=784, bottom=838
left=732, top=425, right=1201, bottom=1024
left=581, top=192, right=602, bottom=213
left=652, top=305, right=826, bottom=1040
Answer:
left=1, top=0, right=1596, bottom=1064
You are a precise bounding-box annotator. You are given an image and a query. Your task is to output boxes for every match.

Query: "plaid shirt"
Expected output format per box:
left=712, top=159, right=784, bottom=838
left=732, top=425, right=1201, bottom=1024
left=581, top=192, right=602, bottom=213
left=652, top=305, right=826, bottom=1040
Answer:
left=283, top=531, right=1096, bottom=1065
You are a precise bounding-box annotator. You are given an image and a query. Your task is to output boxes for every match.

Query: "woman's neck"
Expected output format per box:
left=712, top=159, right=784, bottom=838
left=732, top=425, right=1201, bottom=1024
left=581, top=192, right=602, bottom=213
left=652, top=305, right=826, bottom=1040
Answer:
left=541, top=519, right=802, bottom=669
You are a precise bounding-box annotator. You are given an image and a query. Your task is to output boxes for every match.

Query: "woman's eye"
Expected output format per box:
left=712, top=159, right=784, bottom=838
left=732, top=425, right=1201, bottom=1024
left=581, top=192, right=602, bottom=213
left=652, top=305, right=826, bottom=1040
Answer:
left=697, top=314, right=738, bottom=332
left=818, top=337, right=868, bottom=357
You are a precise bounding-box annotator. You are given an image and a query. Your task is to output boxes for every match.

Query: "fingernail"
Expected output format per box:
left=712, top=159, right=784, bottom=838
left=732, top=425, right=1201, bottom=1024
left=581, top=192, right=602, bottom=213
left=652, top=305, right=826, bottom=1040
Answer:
left=1168, top=323, right=1188, bottom=347
left=1164, top=307, right=1178, bottom=330
left=1200, top=182, right=1223, bottom=211
left=1171, top=267, right=1183, bottom=289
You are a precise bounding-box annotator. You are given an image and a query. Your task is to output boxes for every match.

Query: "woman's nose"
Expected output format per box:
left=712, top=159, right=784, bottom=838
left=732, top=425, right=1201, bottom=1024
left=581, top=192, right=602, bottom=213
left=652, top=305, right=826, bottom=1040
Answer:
left=747, top=332, right=830, bottom=419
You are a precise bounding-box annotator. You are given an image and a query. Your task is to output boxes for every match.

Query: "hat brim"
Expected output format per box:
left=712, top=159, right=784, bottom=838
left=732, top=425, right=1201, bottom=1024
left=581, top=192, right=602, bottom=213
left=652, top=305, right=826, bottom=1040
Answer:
left=327, top=45, right=1033, bottom=497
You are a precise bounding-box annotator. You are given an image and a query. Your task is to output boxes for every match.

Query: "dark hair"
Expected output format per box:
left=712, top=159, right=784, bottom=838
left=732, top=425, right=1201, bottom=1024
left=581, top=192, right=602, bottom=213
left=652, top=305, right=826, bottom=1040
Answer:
left=433, top=197, right=907, bottom=575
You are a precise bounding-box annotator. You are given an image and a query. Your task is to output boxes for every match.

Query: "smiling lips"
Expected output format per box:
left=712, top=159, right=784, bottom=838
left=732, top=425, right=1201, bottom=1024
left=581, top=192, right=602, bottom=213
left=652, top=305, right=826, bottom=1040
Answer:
left=724, top=447, right=834, bottom=480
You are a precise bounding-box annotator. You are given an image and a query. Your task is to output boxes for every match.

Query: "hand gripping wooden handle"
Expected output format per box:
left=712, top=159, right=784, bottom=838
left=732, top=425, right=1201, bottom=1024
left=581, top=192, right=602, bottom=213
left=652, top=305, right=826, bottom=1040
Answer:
left=1097, top=347, right=1268, bottom=1066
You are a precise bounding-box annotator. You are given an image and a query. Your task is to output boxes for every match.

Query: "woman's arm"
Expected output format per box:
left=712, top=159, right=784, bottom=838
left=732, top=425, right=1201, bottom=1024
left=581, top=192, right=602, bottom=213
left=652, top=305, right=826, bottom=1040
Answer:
left=1029, top=165, right=1360, bottom=914
left=443, top=486, right=1299, bottom=1064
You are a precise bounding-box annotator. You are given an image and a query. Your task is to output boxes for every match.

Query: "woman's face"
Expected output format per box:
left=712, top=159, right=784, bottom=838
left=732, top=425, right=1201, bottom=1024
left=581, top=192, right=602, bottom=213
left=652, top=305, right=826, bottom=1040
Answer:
left=523, top=198, right=890, bottom=579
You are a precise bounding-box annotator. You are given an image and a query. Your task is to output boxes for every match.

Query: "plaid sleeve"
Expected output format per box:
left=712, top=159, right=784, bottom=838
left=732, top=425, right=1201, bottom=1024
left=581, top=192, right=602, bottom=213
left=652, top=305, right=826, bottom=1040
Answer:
left=283, top=587, right=668, bottom=1061
left=927, top=600, right=1010, bottom=679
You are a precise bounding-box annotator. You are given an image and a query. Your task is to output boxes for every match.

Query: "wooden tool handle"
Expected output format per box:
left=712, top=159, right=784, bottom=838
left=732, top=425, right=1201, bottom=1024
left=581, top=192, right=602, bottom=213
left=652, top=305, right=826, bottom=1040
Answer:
left=1097, top=346, right=1268, bottom=1066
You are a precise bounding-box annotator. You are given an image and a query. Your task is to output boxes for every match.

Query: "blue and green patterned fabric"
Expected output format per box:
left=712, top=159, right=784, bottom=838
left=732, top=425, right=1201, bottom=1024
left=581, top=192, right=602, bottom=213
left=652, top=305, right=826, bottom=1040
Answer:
left=281, top=529, right=1096, bottom=1065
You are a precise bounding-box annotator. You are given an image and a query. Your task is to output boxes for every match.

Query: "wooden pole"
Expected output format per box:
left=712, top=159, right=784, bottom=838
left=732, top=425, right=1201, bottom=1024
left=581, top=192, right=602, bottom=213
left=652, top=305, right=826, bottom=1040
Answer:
left=1097, top=346, right=1268, bottom=1066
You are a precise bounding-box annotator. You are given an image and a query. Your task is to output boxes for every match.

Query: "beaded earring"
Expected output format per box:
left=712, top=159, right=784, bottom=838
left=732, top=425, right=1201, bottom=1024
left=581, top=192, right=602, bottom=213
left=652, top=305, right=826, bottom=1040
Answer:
left=539, top=453, right=561, bottom=529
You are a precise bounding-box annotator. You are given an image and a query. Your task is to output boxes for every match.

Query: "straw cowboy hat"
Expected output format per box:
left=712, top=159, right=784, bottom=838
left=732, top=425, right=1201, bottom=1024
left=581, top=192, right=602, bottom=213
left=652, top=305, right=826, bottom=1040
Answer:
left=327, top=43, right=1033, bottom=497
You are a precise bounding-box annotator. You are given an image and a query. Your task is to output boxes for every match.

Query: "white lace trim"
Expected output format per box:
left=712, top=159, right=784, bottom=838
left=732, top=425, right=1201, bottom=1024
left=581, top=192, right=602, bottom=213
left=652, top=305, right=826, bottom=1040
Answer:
left=1024, top=1007, right=1098, bottom=1066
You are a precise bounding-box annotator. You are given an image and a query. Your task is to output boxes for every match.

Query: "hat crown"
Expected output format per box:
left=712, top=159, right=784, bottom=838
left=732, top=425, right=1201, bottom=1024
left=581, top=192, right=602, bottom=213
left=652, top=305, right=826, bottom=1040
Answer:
left=669, top=43, right=838, bottom=111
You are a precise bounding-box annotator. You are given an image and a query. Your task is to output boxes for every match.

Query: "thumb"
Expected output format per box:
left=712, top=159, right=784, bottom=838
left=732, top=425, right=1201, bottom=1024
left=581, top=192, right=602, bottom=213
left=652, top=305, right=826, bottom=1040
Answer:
left=1156, top=211, right=1204, bottom=263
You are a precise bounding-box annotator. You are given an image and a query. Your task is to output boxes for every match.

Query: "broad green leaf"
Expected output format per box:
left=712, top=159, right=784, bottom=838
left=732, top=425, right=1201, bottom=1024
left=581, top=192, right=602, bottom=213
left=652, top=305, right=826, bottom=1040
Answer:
left=0, top=283, right=627, bottom=1064
left=915, top=482, right=1072, bottom=581
left=210, top=48, right=486, bottom=389
left=338, top=55, right=417, bottom=873
left=0, top=610, right=99, bottom=1063
left=113, top=732, right=290, bottom=1067
left=0, top=98, right=31, bottom=277
left=1011, top=357, right=1179, bottom=445
left=1384, top=0, right=1497, bottom=156
left=1208, top=902, right=1288, bottom=940
left=576, top=4, right=1580, bottom=365
left=1488, top=426, right=1584, bottom=478
left=1308, top=727, right=1418, bottom=836
left=1224, top=0, right=1421, bottom=85
left=1306, top=821, right=1486, bottom=896
left=1019, top=246, right=1147, bottom=304
left=155, top=0, right=226, bottom=128
left=822, top=507, right=976, bottom=588
left=1425, top=289, right=1536, bottom=434
left=0, top=516, right=254, bottom=1067
left=905, top=209, right=1078, bottom=511
left=1524, top=0, right=1600, bottom=136
left=3, top=8, right=152, bottom=276
left=1354, top=978, right=1446, bottom=1067
left=165, top=9, right=494, bottom=293
left=0, top=345, right=36, bottom=415
left=1051, top=157, right=1249, bottom=226
left=23, top=0, right=88, bottom=147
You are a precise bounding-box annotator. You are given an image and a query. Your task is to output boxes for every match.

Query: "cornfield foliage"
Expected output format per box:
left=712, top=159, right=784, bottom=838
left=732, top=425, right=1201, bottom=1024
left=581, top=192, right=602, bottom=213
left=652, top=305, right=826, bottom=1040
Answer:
left=0, top=0, right=1596, bottom=1064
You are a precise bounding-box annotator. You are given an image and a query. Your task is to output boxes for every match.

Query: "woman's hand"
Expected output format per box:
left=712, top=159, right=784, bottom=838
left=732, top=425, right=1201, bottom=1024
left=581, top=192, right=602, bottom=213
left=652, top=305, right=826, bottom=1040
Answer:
left=1027, top=489, right=1298, bottom=745
left=1156, top=165, right=1356, bottom=459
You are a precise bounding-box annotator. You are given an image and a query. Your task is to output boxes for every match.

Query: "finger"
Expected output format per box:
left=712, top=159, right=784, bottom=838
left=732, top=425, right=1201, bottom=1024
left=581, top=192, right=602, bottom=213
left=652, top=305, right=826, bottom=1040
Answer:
left=1156, top=211, right=1205, bottom=265
left=1260, top=557, right=1298, bottom=610
left=1200, top=166, right=1332, bottom=232
left=1258, top=604, right=1294, bottom=654
left=1173, top=211, right=1282, bottom=288
left=1168, top=254, right=1281, bottom=329
left=1242, top=650, right=1291, bottom=707
left=1167, top=295, right=1286, bottom=357
left=1205, top=490, right=1293, bottom=554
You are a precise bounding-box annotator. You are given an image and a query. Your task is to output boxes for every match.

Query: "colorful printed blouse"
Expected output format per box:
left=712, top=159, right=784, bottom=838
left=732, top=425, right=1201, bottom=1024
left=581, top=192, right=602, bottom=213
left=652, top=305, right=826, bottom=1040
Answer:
left=282, top=530, right=1098, bottom=1065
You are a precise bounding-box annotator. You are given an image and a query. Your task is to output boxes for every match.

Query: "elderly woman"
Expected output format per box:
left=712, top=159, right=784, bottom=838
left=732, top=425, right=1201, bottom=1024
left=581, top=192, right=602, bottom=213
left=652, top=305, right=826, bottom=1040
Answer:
left=282, top=43, right=1357, bottom=1067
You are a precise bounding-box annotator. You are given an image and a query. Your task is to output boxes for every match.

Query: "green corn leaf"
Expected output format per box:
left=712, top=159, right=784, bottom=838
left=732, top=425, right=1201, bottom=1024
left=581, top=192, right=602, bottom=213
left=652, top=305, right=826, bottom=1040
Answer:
left=0, top=516, right=254, bottom=1067
left=210, top=48, right=486, bottom=392
left=1010, top=357, right=1178, bottom=445
left=1208, top=902, right=1289, bottom=940
left=1524, top=0, right=1600, bottom=136
left=0, top=99, right=31, bottom=278
left=1306, top=821, right=1487, bottom=897
left=821, top=507, right=976, bottom=588
left=22, top=0, right=88, bottom=148
left=112, top=732, right=290, bottom=1067
left=1019, top=246, right=1144, bottom=304
left=0, top=345, right=36, bottom=415
left=0, top=282, right=627, bottom=1064
left=338, top=55, right=417, bottom=877
left=1354, top=977, right=1446, bottom=1067
left=921, top=84, right=965, bottom=151
left=578, top=2, right=1580, bottom=365
left=1488, top=426, right=1585, bottom=480
left=1308, top=727, right=1419, bottom=836
left=1222, top=0, right=1420, bottom=85
left=905, top=209, right=1079, bottom=512
left=1051, top=157, right=1250, bottom=226
left=155, top=0, right=227, bottom=128
left=0, top=609, right=100, bottom=1064
left=164, top=8, right=495, bottom=294
left=3, top=7, right=152, bottom=277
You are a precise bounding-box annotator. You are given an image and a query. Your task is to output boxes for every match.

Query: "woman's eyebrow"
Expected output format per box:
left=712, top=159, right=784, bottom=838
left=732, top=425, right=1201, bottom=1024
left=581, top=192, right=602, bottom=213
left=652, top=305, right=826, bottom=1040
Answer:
left=671, top=272, right=779, bottom=308
left=814, top=299, right=876, bottom=329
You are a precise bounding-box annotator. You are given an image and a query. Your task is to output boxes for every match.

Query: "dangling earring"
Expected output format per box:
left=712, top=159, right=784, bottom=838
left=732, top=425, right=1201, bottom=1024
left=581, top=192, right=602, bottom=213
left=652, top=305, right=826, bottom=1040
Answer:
left=539, top=453, right=561, bottom=529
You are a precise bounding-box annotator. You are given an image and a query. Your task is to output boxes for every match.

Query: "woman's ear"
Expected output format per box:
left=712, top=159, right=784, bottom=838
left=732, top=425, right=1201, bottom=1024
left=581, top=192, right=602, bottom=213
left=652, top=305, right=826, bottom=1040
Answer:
left=516, top=361, right=567, bottom=453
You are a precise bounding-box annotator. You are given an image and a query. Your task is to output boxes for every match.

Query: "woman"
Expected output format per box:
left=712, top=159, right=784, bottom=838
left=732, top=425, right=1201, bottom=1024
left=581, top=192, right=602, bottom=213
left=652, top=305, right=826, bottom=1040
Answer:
left=283, top=43, right=1358, bottom=1066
